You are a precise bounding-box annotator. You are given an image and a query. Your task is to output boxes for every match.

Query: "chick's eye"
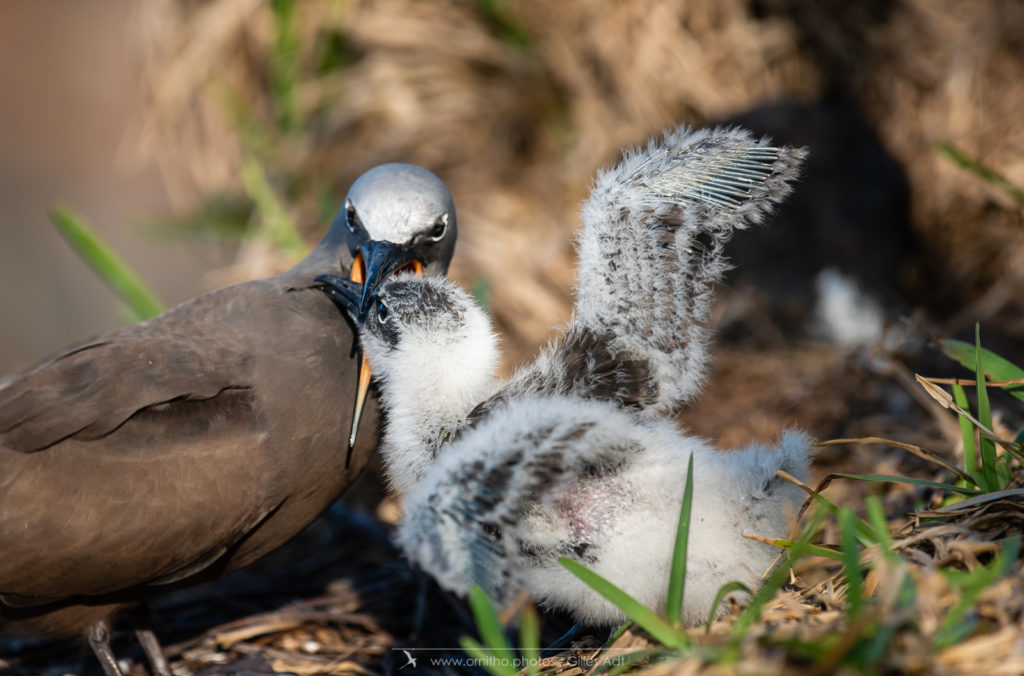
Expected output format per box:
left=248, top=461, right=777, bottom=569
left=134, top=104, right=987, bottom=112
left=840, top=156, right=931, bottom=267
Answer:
left=425, top=214, right=448, bottom=242
left=376, top=299, right=390, bottom=324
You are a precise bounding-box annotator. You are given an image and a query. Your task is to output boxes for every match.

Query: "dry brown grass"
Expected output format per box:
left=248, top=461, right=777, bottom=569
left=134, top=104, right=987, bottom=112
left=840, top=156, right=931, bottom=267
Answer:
left=123, top=0, right=1024, bottom=364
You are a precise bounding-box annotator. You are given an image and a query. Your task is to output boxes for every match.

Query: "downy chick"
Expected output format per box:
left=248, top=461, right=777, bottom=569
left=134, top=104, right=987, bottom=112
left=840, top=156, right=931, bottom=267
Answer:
left=319, top=125, right=810, bottom=624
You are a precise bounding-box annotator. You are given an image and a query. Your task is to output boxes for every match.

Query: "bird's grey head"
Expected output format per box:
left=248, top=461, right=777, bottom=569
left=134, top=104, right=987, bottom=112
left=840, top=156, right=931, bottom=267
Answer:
left=340, top=163, right=456, bottom=287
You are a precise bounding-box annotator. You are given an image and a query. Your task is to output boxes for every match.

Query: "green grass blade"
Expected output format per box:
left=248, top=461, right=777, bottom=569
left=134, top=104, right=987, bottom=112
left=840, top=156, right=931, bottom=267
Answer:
left=665, top=452, right=694, bottom=625
left=240, top=156, right=307, bottom=257
left=864, top=496, right=897, bottom=560
left=996, top=460, right=1014, bottom=486
left=473, top=0, right=532, bottom=48
left=934, top=536, right=1020, bottom=648
left=467, top=586, right=513, bottom=656
left=974, top=325, right=1000, bottom=490
left=50, top=205, right=165, bottom=322
left=996, top=535, right=1020, bottom=574
left=952, top=383, right=982, bottom=487
left=705, top=581, right=752, bottom=633
left=270, top=0, right=300, bottom=134
left=861, top=623, right=898, bottom=667
left=728, top=556, right=790, bottom=644
left=459, top=637, right=518, bottom=676
left=937, top=142, right=1024, bottom=206
left=838, top=508, right=863, bottom=617
left=604, top=620, right=633, bottom=649
left=933, top=615, right=977, bottom=649
left=941, top=338, right=1024, bottom=380
left=832, top=473, right=980, bottom=495
left=519, top=604, right=540, bottom=676
left=314, top=26, right=350, bottom=75
left=756, top=538, right=845, bottom=561
left=727, top=512, right=825, bottom=648
left=557, top=557, right=689, bottom=648
left=788, top=478, right=876, bottom=545
left=941, top=337, right=1024, bottom=404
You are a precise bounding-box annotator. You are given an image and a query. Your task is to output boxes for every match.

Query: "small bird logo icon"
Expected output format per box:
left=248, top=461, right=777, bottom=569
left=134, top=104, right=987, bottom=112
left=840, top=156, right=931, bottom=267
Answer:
left=401, top=649, right=418, bottom=669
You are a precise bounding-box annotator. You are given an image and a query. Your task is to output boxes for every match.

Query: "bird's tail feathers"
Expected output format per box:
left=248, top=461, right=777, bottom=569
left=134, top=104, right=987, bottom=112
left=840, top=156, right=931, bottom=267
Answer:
left=728, top=428, right=815, bottom=500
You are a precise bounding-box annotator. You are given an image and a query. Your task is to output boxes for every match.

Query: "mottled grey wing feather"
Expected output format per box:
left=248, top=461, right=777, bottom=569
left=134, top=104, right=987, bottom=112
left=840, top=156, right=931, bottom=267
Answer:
left=459, top=324, right=659, bottom=436
left=397, top=398, right=628, bottom=607
left=570, top=126, right=807, bottom=416
left=398, top=446, right=564, bottom=607
left=399, top=465, right=519, bottom=605
left=457, top=128, right=805, bottom=434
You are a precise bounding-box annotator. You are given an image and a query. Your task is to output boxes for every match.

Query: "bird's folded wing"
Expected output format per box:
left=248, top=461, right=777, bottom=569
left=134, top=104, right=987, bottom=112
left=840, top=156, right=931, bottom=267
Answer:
left=0, top=449, right=282, bottom=600
left=0, top=284, right=278, bottom=599
left=0, top=380, right=279, bottom=599
left=0, top=288, right=254, bottom=454
left=568, top=126, right=806, bottom=416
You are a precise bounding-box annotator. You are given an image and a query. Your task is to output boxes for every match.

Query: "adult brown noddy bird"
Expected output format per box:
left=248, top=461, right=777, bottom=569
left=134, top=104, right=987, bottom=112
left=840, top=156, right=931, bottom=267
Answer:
left=0, top=163, right=457, bottom=676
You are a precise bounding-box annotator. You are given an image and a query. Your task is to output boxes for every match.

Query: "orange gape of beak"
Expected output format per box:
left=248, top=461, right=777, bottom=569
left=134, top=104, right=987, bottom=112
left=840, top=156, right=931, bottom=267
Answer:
left=399, top=260, right=424, bottom=277
left=345, top=254, right=422, bottom=467
left=350, top=251, right=366, bottom=284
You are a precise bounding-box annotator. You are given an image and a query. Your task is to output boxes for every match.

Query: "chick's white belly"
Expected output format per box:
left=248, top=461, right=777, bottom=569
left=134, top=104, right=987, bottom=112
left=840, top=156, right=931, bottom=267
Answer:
left=514, top=412, right=800, bottom=625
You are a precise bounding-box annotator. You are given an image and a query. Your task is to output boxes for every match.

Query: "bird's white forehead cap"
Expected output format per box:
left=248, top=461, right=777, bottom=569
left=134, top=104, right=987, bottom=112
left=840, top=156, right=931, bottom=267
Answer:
left=347, top=163, right=454, bottom=244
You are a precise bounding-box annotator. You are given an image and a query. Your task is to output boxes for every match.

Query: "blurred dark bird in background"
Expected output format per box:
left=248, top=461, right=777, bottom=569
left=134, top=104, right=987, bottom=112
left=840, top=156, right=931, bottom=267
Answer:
left=720, top=101, right=914, bottom=347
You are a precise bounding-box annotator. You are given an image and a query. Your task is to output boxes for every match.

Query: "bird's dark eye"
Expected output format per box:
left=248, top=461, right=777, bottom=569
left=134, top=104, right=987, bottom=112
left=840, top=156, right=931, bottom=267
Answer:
left=345, top=199, right=361, bottom=233
left=425, top=213, right=448, bottom=242
left=376, top=298, right=391, bottom=324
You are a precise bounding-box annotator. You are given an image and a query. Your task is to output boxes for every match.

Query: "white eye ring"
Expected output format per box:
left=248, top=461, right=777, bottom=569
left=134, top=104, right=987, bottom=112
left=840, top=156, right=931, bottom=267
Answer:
left=345, top=199, right=360, bottom=232
left=425, top=213, right=449, bottom=242
left=377, top=298, right=391, bottom=324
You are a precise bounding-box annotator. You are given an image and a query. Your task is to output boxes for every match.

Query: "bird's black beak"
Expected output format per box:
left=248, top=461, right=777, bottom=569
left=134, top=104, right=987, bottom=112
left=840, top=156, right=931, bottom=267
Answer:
left=353, top=240, right=423, bottom=320
left=315, top=274, right=363, bottom=325
left=316, top=274, right=372, bottom=470
left=317, top=241, right=424, bottom=471
left=346, top=241, right=421, bottom=465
